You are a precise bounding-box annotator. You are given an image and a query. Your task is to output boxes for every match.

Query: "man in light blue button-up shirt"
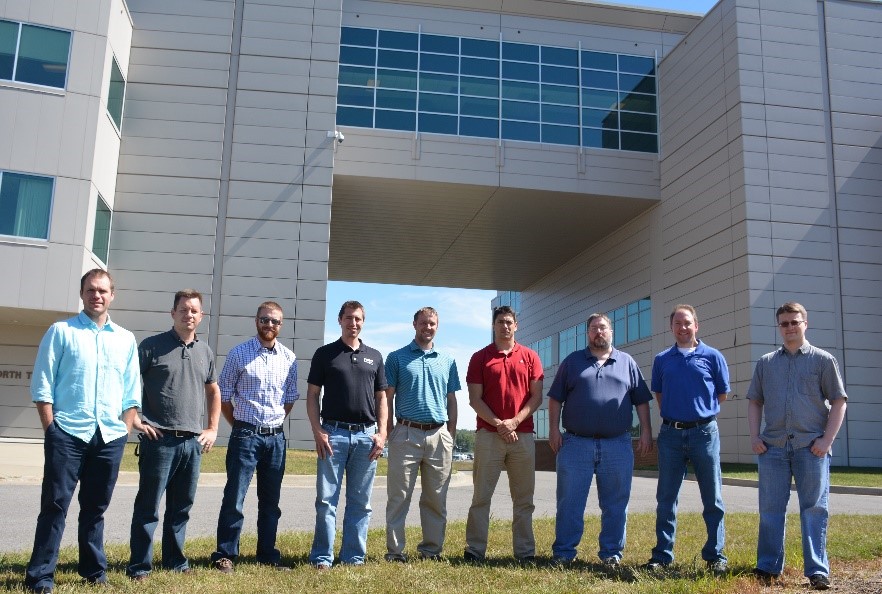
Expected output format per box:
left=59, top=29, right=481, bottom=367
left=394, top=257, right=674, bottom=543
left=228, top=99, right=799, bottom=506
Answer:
left=25, top=269, right=140, bottom=594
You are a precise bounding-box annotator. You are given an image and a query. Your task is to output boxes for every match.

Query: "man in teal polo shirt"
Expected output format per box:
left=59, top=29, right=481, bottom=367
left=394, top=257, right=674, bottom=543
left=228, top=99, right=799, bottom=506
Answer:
left=26, top=269, right=141, bottom=593
left=384, top=307, right=461, bottom=562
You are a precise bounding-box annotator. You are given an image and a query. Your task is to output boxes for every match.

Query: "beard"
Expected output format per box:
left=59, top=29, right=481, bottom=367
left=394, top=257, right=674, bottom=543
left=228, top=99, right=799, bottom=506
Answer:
left=258, top=327, right=278, bottom=342
left=591, top=336, right=610, bottom=350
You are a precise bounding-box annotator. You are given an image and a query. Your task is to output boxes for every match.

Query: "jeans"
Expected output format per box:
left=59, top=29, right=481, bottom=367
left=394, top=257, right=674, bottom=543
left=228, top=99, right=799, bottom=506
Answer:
left=385, top=424, right=453, bottom=558
left=25, top=423, right=126, bottom=591
left=552, top=432, right=633, bottom=562
left=465, top=430, right=535, bottom=560
left=309, top=423, right=377, bottom=566
left=652, top=420, right=726, bottom=564
left=757, top=442, right=830, bottom=577
left=127, top=434, right=202, bottom=576
left=211, top=426, right=286, bottom=564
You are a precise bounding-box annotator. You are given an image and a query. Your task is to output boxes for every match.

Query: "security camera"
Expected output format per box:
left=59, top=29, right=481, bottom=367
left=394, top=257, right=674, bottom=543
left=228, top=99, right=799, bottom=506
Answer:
left=335, top=131, right=344, bottom=143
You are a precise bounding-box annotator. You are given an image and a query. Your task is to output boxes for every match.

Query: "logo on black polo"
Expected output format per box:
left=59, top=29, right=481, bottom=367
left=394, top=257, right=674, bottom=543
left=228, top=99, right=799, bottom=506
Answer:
left=363, top=357, right=374, bottom=365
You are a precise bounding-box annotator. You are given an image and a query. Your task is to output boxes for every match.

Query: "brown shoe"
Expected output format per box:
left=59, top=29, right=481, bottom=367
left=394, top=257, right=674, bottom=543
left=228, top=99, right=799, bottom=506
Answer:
left=213, top=558, right=234, bottom=573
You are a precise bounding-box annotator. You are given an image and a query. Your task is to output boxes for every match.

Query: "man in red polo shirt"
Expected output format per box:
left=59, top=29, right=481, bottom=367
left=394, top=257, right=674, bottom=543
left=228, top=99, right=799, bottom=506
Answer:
left=463, top=305, right=543, bottom=563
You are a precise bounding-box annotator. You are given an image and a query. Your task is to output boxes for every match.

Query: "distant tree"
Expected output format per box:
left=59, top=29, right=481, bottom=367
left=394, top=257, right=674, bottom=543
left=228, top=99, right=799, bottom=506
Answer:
left=455, top=429, right=475, bottom=452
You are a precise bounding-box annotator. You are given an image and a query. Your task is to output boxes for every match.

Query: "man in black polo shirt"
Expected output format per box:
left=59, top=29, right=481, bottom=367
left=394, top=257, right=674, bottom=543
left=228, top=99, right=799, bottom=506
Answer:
left=306, top=300, right=388, bottom=569
left=127, top=289, right=221, bottom=581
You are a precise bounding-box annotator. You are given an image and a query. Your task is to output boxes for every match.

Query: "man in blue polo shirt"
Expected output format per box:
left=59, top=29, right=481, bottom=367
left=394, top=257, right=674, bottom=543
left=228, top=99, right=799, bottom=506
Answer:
left=307, top=300, right=388, bottom=569
left=384, top=307, right=461, bottom=562
left=548, top=313, right=652, bottom=566
left=645, top=304, right=730, bottom=575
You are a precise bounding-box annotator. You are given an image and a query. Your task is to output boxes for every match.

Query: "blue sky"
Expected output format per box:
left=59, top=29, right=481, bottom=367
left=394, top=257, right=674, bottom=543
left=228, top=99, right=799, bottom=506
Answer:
left=322, top=0, right=718, bottom=429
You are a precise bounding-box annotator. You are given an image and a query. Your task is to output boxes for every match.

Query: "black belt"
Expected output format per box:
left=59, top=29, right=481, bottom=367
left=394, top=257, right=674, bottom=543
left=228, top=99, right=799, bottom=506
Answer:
left=168, top=430, right=198, bottom=438
left=324, top=419, right=375, bottom=432
left=663, top=416, right=715, bottom=430
left=566, top=430, right=620, bottom=439
left=233, top=420, right=284, bottom=435
left=398, top=418, right=444, bottom=431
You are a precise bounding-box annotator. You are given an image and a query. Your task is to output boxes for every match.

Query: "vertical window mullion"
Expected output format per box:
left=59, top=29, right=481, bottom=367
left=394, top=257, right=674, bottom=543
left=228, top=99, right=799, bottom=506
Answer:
left=11, top=22, right=21, bottom=81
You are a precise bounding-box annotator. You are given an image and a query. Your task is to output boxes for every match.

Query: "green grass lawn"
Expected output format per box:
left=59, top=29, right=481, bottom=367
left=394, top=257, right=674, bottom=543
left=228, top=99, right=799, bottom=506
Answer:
left=636, top=462, right=882, bottom=489
left=2, top=513, right=881, bottom=593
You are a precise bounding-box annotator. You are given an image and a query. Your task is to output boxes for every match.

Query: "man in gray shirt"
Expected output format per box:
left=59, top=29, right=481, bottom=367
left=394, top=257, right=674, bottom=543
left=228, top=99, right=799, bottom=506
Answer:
left=127, top=289, right=221, bottom=580
left=747, top=301, right=847, bottom=591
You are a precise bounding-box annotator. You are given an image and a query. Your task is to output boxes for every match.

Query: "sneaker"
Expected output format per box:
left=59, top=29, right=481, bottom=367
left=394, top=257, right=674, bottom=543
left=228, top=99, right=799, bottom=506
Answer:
left=463, top=550, right=483, bottom=563
left=642, top=558, right=669, bottom=571
left=809, top=574, right=831, bottom=590
left=418, top=553, right=442, bottom=561
left=128, top=574, right=148, bottom=582
left=550, top=557, right=573, bottom=568
left=707, top=559, right=728, bottom=576
left=312, top=563, right=331, bottom=571
left=213, top=557, right=234, bottom=573
left=384, top=553, right=408, bottom=563
left=263, top=562, right=291, bottom=571
left=601, top=557, right=621, bottom=567
left=752, top=568, right=777, bottom=585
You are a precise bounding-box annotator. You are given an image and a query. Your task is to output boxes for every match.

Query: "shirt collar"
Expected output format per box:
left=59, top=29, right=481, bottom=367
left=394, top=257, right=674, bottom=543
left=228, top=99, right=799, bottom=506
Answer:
left=584, top=347, right=617, bottom=363
left=779, top=340, right=812, bottom=356
left=77, top=310, right=116, bottom=331
left=169, top=328, right=198, bottom=347
left=408, top=339, right=435, bottom=354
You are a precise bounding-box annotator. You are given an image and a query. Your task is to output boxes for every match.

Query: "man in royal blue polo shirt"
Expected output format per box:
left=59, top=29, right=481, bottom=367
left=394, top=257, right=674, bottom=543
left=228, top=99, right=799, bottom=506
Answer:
left=384, top=307, right=460, bottom=562
left=307, top=300, right=388, bottom=569
left=548, top=313, right=652, bottom=566
left=645, top=304, right=730, bottom=575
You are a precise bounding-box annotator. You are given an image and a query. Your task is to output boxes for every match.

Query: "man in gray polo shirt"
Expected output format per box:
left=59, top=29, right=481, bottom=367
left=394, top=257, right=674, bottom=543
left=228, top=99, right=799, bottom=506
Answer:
left=747, top=302, right=847, bottom=591
left=547, top=312, right=652, bottom=566
left=127, top=289, right=221, bottom=581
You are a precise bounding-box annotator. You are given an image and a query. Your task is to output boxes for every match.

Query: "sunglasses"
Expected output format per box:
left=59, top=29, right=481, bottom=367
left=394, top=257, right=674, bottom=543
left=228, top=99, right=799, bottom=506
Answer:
left=778, top=320, right=804, bottom=328
left=257, top=316, right=282, bottom=327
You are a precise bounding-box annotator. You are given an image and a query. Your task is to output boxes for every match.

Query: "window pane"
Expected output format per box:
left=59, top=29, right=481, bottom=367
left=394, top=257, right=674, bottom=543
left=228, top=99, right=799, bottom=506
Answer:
left=337, top=85, right=374, bottom=107
left=542, top=46, right=577, bottom=67
left=542, top=104, right=578, bottom=125
left=541, top=65, right=578, bottom=85
left=583, top=88, right=618, bottom=109
left=376, top=109, right=415, bottom=131
left=378, top=49, right=417, bottom=70
left=620, top=111, right=657, bottom=133
left=502, top=60, right=539, bottom=82
left=542, top=124, right=578, bottom=145
left=419, top=72, right=457, bottom=93
left=419, top=92, right=457, bottom=114
left=502, top=80, right=539, bottom=101
left=377, top=69, right=416, bottom=90
left=461, top=38, right=498, bottom=58
left=460, top=76, right=498, bottom=98
left=460, top=96, right=497, bottom=118
left=502, top=120, right=539, bottom=142
left=341, top=27, right=376, bottom=47
left=92, top=196, right=111, bottom=263
left=339, top=65, right=375, bottom=86
left=583, top=127, right=619, bottom=150
left=336, top=105, right=373, bottom=127
left=619, top=91, right=655, bottom=113
left=0, top=172, right=53, bottom=239
left=620, top=73, right=655, bottom=94
left=421, top=52, right=458, bottom=73
left=0, top=20, right=17, bottom=80
left=582, top=50, right=617, bottom=70
left=621, top=131, right=657, bottom=153
left=502, top=100, right=539, bottom=121
left=583, top=107, right=618, bottom=129
left=17, top=24, right=70, bottom=88
left=339, top=45, right=375, bottom=66
left=378, top=30, right=417, bottom=50
left=376, top=88, right=415, bottom=110
left=583, top=69, right=617, bottom=90
left=461, top=57, right=497, bottom=77
left=541, top=84, right=578, bottom=105
left=619, top=54, right=655, bottom=75
left=502, top=42, right=539, bottom=62
left=419, top=113, right=457, bottom=134
left=460, top=116, right=498, bottom=138
left=639, top=308, right=651, bottom=339
left=107, top=57, right=125, bottom=129
left=421, top=34, right=458, bottom=54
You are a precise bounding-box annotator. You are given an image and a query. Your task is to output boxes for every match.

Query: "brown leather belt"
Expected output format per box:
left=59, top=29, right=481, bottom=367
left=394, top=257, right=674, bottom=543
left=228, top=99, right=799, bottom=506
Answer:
left=397, top=418, right=444, bottom=431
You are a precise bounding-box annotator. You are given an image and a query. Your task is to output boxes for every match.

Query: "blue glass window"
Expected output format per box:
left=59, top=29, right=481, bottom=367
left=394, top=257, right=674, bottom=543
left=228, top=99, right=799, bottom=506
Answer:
left=341, top=27, right=377, bottom=47
left=542, top=104, right=578, bottom=125
left=0, top=21, right=71, bottom=88
left=542, top=46, right=578, bottom=67
left=461, top=76, right=498, bottom=98
left=583, top=69, right=617, bottom=90
left=461, top=57, right=498, bottom=77
left=376, top=109, right=415, bottom=131
left=419, top=113, right=457, bottom=134
left=0, top=171, right=54, bottom=239
left=377, top=69, right=416, bottom=90
left=421, top=53, right=458, bottom=73
left=379, top=30, right=417, bottom=50
left=340, top=45, right=375, bottom=66
left=377, top=89, right=416, bottom=110
left=92, top=195, right=111, bottom=263
left=339, top=65, right=374, bottom=86
left=584, top=127, right=619, bottom=150
left=107, top=56, right=125, bottom=130
left=422, top=34, right=458, bottom=54
left=337, top=85, right=374, bottom=107
left=502, top=42, right=539, bottom=62
left=541, top=65, right=578, bottom=86
left=378, top=49, right=417, bottom=70
left=542, top=124, right=578, bottom=145
left=583, top=107, right=618, bottom=129
left=621, top=132, right=657, bottom=153
left=461, top=96, right=498, bottom=118
left=620, top=111, right=656, bottom=133
left=420, top=92, right=457, bottom=114
left=541, top=84, right=578, bottom=105
left=502, top=60, right=539, bottom=81
left=0, top=20, right=17, bottom=80
left=620, top=73, right=655, bottom=94
left=503, top=120, right=540, bottom=142
left=420, top=72, right=458, bottom=94
left=582, top=50, right=616, bottom=70
left=337, top=106, right=373, bottom=127
left=583, top=88, right=618, bottom=109
left=502, top=80, right=539, bottom=101
left=503, top=100, right=539, bottom=121
left=619, top=91, right=655, bottom=113
left=619, top=55, right=655, bottom=75
left=461, top=38, right=498, bottom=58
left=460, top=117, right=498, bottom=138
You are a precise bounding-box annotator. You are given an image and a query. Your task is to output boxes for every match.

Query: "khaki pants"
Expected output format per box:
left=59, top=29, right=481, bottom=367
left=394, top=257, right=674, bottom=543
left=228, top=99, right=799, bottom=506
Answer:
left=465, top=429, right=535, bottom=559
left=385, top=424, right=454, bottom=558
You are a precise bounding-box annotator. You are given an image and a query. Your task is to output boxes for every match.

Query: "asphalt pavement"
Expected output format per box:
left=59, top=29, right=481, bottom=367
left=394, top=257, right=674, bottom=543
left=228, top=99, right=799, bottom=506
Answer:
left=1, top=440, right=880, bottom=555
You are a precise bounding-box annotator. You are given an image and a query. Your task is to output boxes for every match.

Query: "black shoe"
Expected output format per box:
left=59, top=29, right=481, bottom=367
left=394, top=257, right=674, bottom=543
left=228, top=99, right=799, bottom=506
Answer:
left=418, top=553, right=442, bottom=561
left=518, top=555, right=537, bottom=567
left=463, top=550, right=483, bottom=563
left=809, top=574, right=831, bottom=590
left=642, top=558, right=669, bottom=571
left=706, top=559, right=728, bottom=576
left=752, top=568, right=777, bottom=585
left=601, top=557, right=621, bottom=568
left=384, top=553, right=408, bottom=563
left=550, top=557, right=573, bottom=568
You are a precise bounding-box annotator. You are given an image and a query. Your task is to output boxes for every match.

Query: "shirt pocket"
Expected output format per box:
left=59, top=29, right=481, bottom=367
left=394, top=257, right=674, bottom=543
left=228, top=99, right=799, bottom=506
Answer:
left=800, top=373, right=822, bottom=399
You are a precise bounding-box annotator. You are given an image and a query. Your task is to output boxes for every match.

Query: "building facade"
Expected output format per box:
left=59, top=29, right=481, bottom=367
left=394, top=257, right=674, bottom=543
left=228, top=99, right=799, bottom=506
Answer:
left=1, top=0, right=879, bottom=464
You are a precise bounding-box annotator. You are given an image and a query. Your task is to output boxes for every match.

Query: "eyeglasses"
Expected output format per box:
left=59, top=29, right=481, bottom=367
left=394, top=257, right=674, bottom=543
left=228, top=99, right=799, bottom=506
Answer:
left=778, top=320, right=805, bottom=328
left=257, top=316, right=282, bottom=326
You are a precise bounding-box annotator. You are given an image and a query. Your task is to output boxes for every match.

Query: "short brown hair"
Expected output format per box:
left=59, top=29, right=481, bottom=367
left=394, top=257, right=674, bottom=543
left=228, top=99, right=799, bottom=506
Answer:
left=669, top=304, right=697, bottom=325
left=256, top=301, right=283, bottom=317
left=587, top=312, right=611, bottom=328
left=776, top=301, right=807, bottom=322
left=493, top=305, right=517, bottom=323
left=338, top=300, right=365, bottom=320
left=413, top=306, right=438, bottom=322
left=173, top=289, right=203, bottom=310
left=80, top=268, right=113, bottom=293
